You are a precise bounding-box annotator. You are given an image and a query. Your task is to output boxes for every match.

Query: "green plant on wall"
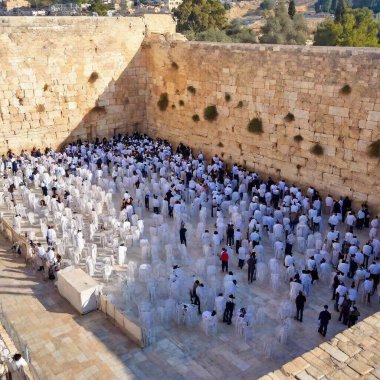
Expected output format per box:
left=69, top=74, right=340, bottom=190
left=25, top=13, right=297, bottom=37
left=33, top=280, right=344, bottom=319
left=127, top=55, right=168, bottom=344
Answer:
left=157, top=93, right=169, bottom=111
left=179, top=100, right=185, bottom=106
left=293, top=134, right=303, bottom=143
left=171, top=62, right=179, bottom=70
left=340, top=84, right=352, bottom=95
left=284, top=112, right=295, bottom=122
left=187, top=85, right=196, bottom=94
left=247, top=118, right=263, bottom=134
left=310, top=143, right=324, bottom=156
left=192, top=114, right=200, bottom=122
left=36, top=104, right=45, bottom=113
left=217, top=142, right=224, bottom=147
left=88, top=72, right=99, bottom=83
left=225, top=93, right=231, bottom=102
left=204, top=105, right=218, bottom=121
left=367, top=140, right=380, bottom=158
left=92, top=105, right=106, bottom=114
left=236, top=100, right=243, bottom=108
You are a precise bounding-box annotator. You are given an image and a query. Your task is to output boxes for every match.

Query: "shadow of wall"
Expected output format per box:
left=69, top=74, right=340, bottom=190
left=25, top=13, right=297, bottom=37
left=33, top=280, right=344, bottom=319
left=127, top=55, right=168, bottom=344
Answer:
left=0, top=16, right=170, bottom=152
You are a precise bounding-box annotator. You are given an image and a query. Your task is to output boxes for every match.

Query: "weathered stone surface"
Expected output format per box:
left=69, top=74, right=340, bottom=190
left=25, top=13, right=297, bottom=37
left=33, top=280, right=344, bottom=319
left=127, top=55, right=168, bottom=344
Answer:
left=0, top=15, right=175, bottom=152
left=260, top=312, right=380, bottom=380
left=0, top=21, right=379, bottom=211
left=143, top=41, right=380, bottom=211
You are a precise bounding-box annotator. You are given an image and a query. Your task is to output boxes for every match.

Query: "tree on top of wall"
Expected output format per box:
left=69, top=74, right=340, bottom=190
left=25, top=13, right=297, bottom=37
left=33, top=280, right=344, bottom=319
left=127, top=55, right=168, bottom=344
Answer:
left=259, top=1, right=309, bottom=45
left=173, top=0, right=227, bottom=33
left=288, top=0, right=296, bottom=19
left=314, top=7, right=380, bottom=46
left=89, top=0, right=109, bottom=15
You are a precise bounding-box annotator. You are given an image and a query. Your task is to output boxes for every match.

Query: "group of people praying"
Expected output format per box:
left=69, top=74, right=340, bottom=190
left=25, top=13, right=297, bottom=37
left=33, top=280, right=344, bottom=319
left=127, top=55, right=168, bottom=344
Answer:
left=1, top=132, right=379, bottom=345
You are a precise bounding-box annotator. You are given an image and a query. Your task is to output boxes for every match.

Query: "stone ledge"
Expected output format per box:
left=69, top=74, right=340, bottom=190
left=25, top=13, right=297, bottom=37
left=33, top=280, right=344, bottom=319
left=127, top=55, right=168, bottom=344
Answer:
left=260, top=312, right=380, bottom=380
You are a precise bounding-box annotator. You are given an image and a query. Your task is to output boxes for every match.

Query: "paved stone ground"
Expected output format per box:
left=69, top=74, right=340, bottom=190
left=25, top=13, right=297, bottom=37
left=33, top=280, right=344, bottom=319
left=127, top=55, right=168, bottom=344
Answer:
left=261, top=311, right=380, bottom=379
left=0, top=233, right=139, bottom=380
left=0, top=182, right=379, bottom=379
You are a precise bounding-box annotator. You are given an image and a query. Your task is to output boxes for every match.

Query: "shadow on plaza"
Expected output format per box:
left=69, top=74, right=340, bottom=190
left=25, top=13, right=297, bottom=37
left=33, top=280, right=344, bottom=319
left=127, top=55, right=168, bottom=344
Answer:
left=0, top=246, right=137, bottom=367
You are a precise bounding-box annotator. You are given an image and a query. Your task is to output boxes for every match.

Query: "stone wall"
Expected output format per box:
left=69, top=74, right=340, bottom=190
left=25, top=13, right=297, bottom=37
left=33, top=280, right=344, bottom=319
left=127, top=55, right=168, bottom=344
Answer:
left=0, top=19, right=379, bottom=209
left=0, top=16, right=175, bottom=152
left=144, top=38, right=380, bottom=210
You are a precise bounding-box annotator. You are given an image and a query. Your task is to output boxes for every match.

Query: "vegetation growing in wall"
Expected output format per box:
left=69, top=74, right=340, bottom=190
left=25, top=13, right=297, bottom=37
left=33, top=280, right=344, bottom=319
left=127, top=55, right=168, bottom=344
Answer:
left=340, top=84, right=352, bottom=95
left=293, top=134, right=304, bottom=143
left=217, top=142, right=224, bottom=147
left=203, top=105, right=218, bottom=121
left=171, top=62, right=179, bottom=70
left=43, top=84, right=49, bottom=92
left=92, top=105, right=106, bottom=114
left=237, top=101, right=244, bottom=108
left=157, top=93, right=169, bottom=111
left=179, top=100, right=185, bottom=106
left=367, top=140, right=380, bottom=158
left=247, top=118, right=263, bottom=134
left=36, top=104, right=45, bottom=113
left=225, top=93, right=231, bottom=102
left=284, top=112, right=295, bottom=122
left=172, top=104, right=176, bottom=109
left=88, top=72, right=99, bottom=83
left=187, top=86, right=196, bottom=94
left=192, top=114, right=200, bottom=122
left=310, top=143, right=324, bottom=156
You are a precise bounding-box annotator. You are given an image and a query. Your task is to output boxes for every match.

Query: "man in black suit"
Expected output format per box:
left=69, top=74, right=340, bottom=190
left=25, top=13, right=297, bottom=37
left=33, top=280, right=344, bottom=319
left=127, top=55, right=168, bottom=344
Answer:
left=223, top=295, right=235, bottom=325
left=318, top=305, right=332, bottom=337
left=295, top=291, right=306, bottom=322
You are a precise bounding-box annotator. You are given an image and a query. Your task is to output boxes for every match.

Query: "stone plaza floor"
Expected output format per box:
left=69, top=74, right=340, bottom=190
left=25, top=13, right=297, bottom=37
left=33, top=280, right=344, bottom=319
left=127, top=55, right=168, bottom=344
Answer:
left=0, top=182, right=379, bottom=379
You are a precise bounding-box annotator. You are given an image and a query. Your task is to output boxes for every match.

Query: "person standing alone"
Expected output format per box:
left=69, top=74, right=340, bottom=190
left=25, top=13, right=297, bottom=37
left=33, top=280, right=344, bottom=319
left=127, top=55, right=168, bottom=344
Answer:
left=318, top=305, right=331, bottom=337
left=247, top=253, right=256, bottom=283
left=179, top=223, right=187, bottom=246
left=295, top=291, right=306, bottom=322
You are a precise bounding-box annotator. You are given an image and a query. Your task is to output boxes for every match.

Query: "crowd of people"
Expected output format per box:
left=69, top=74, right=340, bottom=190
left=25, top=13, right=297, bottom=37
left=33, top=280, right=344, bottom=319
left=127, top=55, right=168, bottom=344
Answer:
left=1, top=132, right=379, bottom=345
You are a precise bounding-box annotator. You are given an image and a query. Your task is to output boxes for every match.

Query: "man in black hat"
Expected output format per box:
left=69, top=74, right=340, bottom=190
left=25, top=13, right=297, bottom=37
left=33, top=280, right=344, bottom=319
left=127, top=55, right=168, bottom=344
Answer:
left=318, top=305, right=331, bottom=337
left=223, top=295, right=235, bottom=325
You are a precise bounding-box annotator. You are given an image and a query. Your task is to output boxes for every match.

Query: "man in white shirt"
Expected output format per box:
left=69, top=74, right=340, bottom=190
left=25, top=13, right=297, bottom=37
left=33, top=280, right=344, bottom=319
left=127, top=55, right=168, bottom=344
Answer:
left=328, top=214, right=339, bottom=229
left=46, top=226, right=57, bottom=246
left=36, top=243, right=46, bottom=272
left=345, top=212, right=356, bottom=233
left=234, top=228, right=242, bottom=254
left=238, top=246, right=247, bottom=269
left=335, top=282, right=347, bottom=311
left=325, top=194, right=333, bottom=215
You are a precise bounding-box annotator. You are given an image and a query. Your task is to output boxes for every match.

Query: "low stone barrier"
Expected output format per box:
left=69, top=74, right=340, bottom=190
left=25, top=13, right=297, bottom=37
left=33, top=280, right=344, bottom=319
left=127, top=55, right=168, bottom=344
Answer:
left=99, top=295, right=144, bottom=348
